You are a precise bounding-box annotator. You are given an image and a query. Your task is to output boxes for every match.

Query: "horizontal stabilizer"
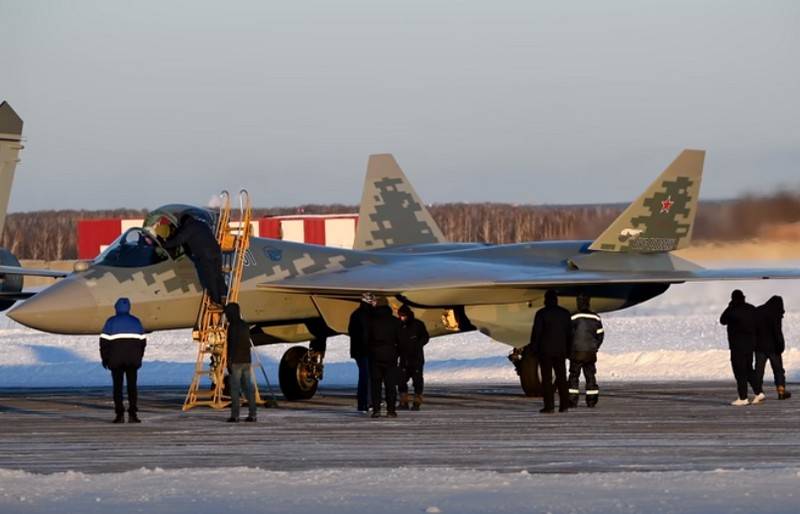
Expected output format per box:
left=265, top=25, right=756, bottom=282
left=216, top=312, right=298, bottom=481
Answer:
left=590, top=150, right=705, bottom=253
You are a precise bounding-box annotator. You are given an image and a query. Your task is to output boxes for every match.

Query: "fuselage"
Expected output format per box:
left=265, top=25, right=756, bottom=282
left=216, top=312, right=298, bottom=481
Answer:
left=8, top=236, right=669, bottom=344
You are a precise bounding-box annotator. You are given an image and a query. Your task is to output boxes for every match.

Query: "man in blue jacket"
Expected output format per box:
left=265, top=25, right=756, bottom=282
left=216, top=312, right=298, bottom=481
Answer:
left=99, top=298, right=147, bottom=423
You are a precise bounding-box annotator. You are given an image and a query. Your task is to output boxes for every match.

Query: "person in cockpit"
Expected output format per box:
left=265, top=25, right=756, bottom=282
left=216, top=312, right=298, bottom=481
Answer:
left=161, top=214, right=227, bottom=306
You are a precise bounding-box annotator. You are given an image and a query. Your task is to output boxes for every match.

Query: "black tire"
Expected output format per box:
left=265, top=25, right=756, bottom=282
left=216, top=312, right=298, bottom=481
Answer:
left=519, top=350, right=543, bottom=397
left=279, top=346, right=319, bottom=401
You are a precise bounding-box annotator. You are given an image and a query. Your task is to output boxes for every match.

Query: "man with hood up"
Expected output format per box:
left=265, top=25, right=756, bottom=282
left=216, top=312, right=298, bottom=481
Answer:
left=755, top=295, right=792, bottom=400
left=162, top=214, right=227, bottom=306
left=529, top=289, right=572, bottom=413
left=397, top=304, right=429, bottom=410
left=99, top=298, right=147, bottom=423
left=225, top=302, right=257, bottom=422
left=720, top=289, right=764, bottom=405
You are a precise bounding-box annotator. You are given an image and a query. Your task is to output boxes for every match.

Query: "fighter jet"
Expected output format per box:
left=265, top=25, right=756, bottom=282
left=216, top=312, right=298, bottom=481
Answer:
left=0, top=101, right=69, bottom=310
left=9, top=150, right=800, bottom=399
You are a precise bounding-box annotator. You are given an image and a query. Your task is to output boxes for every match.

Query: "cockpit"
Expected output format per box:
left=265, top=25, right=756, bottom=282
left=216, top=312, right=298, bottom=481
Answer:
left=93, top=204, right=217, bottom=268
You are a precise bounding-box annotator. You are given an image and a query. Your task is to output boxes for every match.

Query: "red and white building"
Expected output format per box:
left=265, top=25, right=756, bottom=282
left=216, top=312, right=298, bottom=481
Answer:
left=77, top=214, right=359, bottom=260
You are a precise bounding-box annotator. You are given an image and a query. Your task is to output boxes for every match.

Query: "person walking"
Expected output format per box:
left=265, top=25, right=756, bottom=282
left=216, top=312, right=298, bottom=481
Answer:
left=225, top=303, right=257, bottom=422
left=367, top=297, right=401, bottom=418
left=349, top=293, right=375, bottom=413
left=99, top=298, right=147, bottom=423
left=756, top=295, right=791, bottom=400
left=530, top=289, right=572, bottom=413
left=568, top=293, right=604, bottom=408
left=397, top=304, right=429, bottom=410
left=720, top=289, right=764, bottom=406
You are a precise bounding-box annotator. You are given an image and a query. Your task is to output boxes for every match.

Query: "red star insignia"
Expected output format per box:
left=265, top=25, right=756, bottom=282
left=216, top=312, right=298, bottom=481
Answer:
left=660, top=196, right=674, bottom=214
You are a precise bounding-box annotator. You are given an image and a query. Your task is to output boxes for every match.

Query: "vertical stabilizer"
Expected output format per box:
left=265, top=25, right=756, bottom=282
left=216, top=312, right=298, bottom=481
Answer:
left=0, top=101, right=23, bottom=236
left=353, top=154, right=446, bottom=250
left=589, top=149, right=705, bottom=253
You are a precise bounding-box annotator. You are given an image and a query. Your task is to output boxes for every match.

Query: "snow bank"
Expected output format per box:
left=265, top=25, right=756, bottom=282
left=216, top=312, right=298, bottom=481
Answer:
left=0, top=466, right=798, bottom=514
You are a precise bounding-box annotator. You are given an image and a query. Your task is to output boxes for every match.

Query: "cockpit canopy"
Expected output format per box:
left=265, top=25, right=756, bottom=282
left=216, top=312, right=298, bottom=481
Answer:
left=94, top=204, right=216, bottom=268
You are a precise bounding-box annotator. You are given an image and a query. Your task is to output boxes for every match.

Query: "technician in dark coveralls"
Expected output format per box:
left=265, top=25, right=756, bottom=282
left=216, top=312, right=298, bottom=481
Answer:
left=162, top=214, right=226, bottom=305
left=397, top=304, right=429, bottom=411
left=568, top=293, right=604, bottom=408
left=99, top=298, right=147, bottom=424
left=720, top=289, right=764, bottom=406
left=367, top=297, right=401, bottom=418
left=348, top=293, right=375, bottom=413
left=529, top=289, right=572, bottom=413
left=225, top=303, right=257, bottom=422
left=755, top=295, right=792, bottom=400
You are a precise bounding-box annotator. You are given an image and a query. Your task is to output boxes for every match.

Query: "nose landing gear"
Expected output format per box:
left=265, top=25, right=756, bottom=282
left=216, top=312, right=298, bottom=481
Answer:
left=508, top=347, right=543, bottom=397
left=279, top=345, right=324, bottom=401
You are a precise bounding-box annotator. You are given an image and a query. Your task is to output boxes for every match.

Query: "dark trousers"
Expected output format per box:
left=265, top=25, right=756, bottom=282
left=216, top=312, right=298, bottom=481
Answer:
left=229, top=363, right=257, bottom=419
left=111, top=366, right=138, bottom=415
left=194, top=253, right=226, bottom=304
left=539, top=354, right=569, bottom=411
left=370, top=360, right=398, bottom=413
left=354, top=356, right=371, bottom=411
left=755, top=352, right=786, bottom=388
left=398, top=364, right=424, bottom=396
left=568, top=356, right=598, bottom=406
left=730, top=350, right=761, bottom=400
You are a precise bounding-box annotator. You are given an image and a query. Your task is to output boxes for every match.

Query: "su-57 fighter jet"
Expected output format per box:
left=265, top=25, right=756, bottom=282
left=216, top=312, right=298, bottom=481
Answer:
left=9, top=150, right=800, bottom=399
left=0, top=101, right=69, bottom=310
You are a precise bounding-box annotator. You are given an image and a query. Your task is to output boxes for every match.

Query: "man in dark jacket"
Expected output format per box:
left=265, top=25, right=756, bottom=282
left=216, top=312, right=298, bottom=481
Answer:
left=348, top=293, right=375, bottom=413
left=397, top=304, right=430, bottom=410
left=225, top=303, right=257, bottom=422
left=568, top=293, right=604, bottom=408
left=530, top=289, right=572, bottom=413
left=720, top=289, right=764, bottom=405
left=162, top=214, right=226, bottom=305
left=756, top=295, right=791, bottom=400
left=99, top=298, right=147, bottom=423
left=367, top=297, right=401, bottom=418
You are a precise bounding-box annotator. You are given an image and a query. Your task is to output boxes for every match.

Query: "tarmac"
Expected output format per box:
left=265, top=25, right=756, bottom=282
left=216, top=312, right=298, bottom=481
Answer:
left=0, top=382, right=797, bottom=475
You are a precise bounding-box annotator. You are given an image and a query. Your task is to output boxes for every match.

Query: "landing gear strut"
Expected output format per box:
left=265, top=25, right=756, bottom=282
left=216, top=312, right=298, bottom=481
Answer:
left=279, top=345, right=324, bottom=401
left=508, top=347, right=543, bottom=397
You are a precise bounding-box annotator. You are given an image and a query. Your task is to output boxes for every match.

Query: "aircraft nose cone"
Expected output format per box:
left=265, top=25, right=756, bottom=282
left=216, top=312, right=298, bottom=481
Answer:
left=8, top=277, right=101, bottom=334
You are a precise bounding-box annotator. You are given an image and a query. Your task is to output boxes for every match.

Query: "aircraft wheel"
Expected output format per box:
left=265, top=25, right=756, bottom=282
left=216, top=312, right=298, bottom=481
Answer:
left=279, top=346, right=319, bottom=401
left=518, top=350, right=543, bottom=397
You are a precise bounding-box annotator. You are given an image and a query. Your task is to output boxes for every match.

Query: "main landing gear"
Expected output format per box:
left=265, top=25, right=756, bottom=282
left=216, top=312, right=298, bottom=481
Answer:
left=279, top=345, right=324, bottom=401
left=508, top=347, right=543, bottom=397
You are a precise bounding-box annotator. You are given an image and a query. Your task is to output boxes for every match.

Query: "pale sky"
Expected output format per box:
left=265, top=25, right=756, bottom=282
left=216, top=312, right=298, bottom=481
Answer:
left=2, top=0, right=799, bottom=211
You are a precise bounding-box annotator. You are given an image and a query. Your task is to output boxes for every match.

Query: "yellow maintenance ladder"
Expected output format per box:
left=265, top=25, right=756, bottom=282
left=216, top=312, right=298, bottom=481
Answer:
left=183, top=190, right=266, bottom=410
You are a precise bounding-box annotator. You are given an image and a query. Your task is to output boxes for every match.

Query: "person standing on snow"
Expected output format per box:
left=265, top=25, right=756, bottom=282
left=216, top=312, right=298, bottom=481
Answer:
left=367, top=297, right=401, bottom=418
left=397, top=304, right=429, bottom=411
left=568, top=293, right=604, bottom=408
left=755, top=295, right=792, bottom=400
left=349, top=293, right=375, bottom=413
left=225, top=303, right=257, bottom=423
left=99, top=298, right=147, bottom=424
left=529, top=289, right=572, bottom=414
left=720, top=289, right=764, bottom=406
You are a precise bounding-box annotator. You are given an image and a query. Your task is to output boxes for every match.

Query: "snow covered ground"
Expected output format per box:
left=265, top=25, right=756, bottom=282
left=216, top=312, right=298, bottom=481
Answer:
left=1, top=261, right=798, bottom=387
left=1, top=466, right=798, bottom=514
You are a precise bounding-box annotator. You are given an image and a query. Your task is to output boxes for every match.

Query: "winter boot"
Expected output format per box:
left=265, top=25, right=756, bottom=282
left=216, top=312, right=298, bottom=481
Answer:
left=399, top=393, right=410, bottom=410
left=586, top=396, right=598, bottom=408
left=751, top=392, right=766, bottom=404
left=128, top=413, right=142, bottom=423
left=112, top=413, right=125, bottom=424
left=412, top=394, right=423, bottom=411
left=777, top=386, right=792, bottom=400
left=568, top=394, right=579, bottom=409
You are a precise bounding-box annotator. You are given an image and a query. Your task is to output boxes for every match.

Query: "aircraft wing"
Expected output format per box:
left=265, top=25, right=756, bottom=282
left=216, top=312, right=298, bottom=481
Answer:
left=257, top=260, right=800, bottom=302
left=0, top=291, right=37, bottom=300
left=0, top=265, right=69, bottom=278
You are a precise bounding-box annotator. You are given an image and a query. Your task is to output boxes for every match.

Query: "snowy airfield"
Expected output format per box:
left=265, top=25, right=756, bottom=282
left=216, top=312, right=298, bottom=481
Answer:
left=1, top=261, right=799, bottom=513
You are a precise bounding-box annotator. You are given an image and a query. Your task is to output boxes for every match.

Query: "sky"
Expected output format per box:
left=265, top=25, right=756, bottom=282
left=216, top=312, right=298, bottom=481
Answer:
left=2, top=0, right=799, bottom=211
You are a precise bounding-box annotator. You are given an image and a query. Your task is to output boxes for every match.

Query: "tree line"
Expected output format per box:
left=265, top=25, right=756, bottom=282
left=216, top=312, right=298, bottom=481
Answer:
left=3, top=191, right=800, bottom=260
